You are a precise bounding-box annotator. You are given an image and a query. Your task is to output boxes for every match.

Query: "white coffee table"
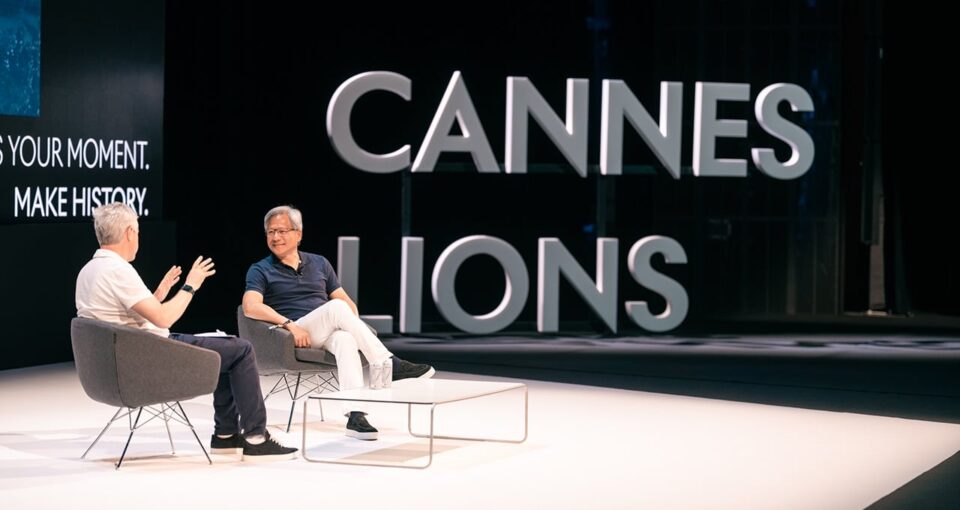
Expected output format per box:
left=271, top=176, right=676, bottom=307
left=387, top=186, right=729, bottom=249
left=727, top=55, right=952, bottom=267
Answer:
left=302, top=378, right=528, bottom=468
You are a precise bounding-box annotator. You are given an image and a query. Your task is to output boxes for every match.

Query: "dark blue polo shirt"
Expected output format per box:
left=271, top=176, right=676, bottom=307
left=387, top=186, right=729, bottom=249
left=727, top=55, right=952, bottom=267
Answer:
left=245, top=252, right=341, bottom=321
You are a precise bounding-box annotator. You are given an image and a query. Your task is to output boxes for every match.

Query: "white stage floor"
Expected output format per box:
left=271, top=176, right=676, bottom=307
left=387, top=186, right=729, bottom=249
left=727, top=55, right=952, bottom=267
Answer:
left=1, top=363, right=958, bottom=509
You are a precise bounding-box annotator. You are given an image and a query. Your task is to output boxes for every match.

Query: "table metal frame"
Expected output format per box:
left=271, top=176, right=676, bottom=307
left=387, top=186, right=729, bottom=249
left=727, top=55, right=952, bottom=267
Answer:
left=301, top=381, right=527, bottom=469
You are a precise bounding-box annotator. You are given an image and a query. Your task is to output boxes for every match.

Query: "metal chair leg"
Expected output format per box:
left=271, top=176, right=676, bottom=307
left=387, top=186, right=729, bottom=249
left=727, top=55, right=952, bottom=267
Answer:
left=161, top=404, right=176, bottom=454
left=264, top=370, right=340, bottom=430
left=312, top=373, right=326, bottom=421
left=116, top=407, right=143, bottom=469
left=264, top=375, right=287, bottom=403
left=285, top=373, right=302, bottom=432
left=81, top=407, right=124, bottom=460
left=177, top=402, right=212, bottom=465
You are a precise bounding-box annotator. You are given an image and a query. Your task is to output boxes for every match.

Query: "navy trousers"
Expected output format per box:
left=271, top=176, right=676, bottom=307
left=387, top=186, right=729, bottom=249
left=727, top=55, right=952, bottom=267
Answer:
left=169, top=333, right=267, bottom=438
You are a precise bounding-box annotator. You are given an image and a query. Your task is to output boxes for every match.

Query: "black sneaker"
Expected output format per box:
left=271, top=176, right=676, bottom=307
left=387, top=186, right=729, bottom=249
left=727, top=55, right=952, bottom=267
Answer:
left=241, top=433, right=298, bottom=462
left=345, top=412, right=379, bottom=440
left=210, top=434, right=244, bottom=454
left=392, top=357, right=436, bottom=381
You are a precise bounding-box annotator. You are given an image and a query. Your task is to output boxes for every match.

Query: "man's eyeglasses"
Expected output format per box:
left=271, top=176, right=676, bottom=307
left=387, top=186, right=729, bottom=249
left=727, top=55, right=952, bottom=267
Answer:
left=266, top=228, right=298, bottom=237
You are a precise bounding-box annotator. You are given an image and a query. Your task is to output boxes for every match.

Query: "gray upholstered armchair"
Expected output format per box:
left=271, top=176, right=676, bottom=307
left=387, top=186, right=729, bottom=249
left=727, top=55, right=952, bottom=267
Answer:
left=237, top=306, right=372, bottom=432
left=70, top=317, right=220, bottom=469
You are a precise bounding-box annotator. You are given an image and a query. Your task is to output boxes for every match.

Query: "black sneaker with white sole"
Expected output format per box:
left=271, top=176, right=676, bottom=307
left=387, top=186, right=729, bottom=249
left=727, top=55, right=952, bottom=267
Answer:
left=346, top=412, right=379, bottom=440
left=392, top=357, right=436, bottom=381
left=210, top=434, right=244, bottom=454
left=241, top=433, right=298, bottom=462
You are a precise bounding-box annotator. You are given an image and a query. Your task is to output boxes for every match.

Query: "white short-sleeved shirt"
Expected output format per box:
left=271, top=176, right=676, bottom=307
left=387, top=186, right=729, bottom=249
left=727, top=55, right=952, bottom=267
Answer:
left=75, top=249, right=170, bottom=337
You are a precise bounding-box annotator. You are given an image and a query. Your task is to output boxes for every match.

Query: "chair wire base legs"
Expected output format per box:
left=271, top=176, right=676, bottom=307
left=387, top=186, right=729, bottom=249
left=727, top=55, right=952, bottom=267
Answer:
left=81, top=407, right=123, bottom=460
left=161, top=406, right=175, bottom=454
left=285, top=373, right=302, bottom=432
left=263, top=371, right=340, bottom=432
left=116, top=407, right=143, bottom=469
left=177, top=402, right=212, bottom=466
left=81, top=401, right=212, bottom=469
left=315, top=374, right=325, bottom=421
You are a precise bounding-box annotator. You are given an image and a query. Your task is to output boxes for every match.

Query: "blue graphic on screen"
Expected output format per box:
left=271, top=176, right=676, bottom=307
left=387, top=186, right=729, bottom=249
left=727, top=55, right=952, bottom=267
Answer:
left=0, top=0, right=40, bottom=117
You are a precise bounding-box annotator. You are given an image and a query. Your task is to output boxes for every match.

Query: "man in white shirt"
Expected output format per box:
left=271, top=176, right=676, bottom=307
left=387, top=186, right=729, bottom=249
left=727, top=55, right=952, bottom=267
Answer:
left=76, top=202, right=296, bottom=462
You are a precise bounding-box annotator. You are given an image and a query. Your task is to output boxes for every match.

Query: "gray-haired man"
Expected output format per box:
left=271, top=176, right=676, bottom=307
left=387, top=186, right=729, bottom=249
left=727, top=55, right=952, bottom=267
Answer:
left=242, top=205, right=435, bottom=441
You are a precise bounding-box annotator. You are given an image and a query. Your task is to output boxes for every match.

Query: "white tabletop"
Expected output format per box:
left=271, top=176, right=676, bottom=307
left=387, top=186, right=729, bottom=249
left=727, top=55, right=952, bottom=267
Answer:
left=307, top=378, right=525, bottom=405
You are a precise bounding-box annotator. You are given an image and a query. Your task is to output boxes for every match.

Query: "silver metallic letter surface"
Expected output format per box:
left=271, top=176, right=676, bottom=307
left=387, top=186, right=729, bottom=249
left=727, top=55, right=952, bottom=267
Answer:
left=693, top=82, right=750, bottom=177
left=400, top=237, right=424, bottom=334
left=413, top=71, right=500, bottom=173
left=537, top=238, right=619, bottom=333
left=431, top=235, right=529, bottom=334
left=337, top=236, right=360, bottom=301
left=751, top=83, right=815, bottom=180
left=601, top=80, right=683, bottom=178
left=506, top=77, right=589, bottom=176
left=327, top=71, right=412, bottom=173
left=625, top=236, right=688, bottom=332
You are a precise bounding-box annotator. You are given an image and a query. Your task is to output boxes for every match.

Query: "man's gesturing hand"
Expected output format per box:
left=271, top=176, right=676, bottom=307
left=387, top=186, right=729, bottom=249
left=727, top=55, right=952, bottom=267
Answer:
left=155, top=265, right=182, bottom=301
left=184, top=256, right=216, bottom=290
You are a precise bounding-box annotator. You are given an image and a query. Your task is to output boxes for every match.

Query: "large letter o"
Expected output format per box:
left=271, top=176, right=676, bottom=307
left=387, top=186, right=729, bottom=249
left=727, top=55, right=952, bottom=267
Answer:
left=432, top=235, right=529, bottom=334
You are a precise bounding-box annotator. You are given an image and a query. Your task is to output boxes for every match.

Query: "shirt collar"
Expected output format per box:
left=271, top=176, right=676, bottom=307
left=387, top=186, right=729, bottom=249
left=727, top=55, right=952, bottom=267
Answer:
left=270, top=251, right=307, bottom=271
left=93, top=248, right=126, bottom=261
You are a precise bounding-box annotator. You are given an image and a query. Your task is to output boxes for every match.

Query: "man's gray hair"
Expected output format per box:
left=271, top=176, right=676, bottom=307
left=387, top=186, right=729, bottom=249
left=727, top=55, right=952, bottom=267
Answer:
left=93, top=202, right=138, bottom=245
left=264, top=205, right=303, bottom=231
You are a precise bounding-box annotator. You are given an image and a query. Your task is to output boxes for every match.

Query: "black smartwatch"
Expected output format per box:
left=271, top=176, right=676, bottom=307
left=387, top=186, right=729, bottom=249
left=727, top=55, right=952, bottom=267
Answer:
left=181, top=284, right=196, bottom=295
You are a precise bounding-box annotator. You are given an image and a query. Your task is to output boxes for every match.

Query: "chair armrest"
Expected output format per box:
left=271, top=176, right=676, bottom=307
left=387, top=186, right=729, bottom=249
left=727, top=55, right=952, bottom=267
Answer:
left=237, top=306, right=301, bottom=371
left=249, top=320, right=300, bottom=371
left=236, top=305, right=374, bottom=372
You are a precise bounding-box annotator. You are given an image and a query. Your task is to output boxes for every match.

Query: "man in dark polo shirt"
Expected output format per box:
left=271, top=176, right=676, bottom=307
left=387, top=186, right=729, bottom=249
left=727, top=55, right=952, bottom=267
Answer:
left=242, top=205, right=434, bottom=441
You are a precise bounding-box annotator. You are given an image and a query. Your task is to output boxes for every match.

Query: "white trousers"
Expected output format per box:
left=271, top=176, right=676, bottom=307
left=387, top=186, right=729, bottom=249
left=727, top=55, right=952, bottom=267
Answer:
left=295, top=299, right=392, bottom=413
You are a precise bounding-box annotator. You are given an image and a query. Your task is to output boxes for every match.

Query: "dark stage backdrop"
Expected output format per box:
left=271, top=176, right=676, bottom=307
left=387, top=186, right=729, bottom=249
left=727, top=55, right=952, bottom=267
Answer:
left=1, top=1, right=952, bottom=370
left=164, top=1, right=848, bottom=335
left=0, top=0, right=166, bottom=369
